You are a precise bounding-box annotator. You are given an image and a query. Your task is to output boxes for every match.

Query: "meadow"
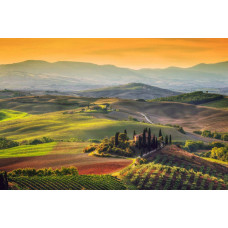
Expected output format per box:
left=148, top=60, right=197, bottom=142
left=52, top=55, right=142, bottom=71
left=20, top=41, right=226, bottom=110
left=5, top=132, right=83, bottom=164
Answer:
left=0, top=109, right=29, bottom=122
left=201, top=97, right=228, bottom=109
left=0, top=142, right=56, bottom=158
left=0, top=110, right=188, bottom=142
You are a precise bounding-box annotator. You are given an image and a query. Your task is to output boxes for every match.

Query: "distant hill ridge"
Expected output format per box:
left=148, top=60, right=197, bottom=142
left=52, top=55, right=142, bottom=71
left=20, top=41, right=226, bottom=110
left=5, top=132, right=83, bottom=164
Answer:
left=76, top=83, right=181, bottom=99
left=0, top=60, right=227, bottom=92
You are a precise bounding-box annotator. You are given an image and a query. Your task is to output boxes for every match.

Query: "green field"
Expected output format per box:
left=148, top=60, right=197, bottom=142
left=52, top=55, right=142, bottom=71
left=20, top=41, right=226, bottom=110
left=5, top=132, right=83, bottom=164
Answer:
left=201, top=97, right=228, bottom=109
left=9, top=175, right=127, bottom=190
left=0, top=111, right=188, bottom=142
left=0, top=142, right=57, bottom=158
left=0, top=109, right=29, bottom=122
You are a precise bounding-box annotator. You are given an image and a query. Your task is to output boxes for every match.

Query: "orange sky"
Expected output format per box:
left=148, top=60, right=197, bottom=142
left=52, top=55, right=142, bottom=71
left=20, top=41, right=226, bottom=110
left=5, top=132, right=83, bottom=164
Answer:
left=0, top=38, right=228, bottom=69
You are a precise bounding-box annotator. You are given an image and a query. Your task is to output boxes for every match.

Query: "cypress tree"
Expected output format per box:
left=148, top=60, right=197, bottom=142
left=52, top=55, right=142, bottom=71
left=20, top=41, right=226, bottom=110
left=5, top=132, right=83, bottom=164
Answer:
left=133, top=130, right=136, bottom=139
left=138, top=136, right=142, bottom=149
left=165, top=135, right=168, bottom=145
left=142, top=129, right=146, bottom=148
left=115, top=132, right=119, bottom=146
left=169, top=135, right=172, bottom=144
left=148, top=128, right=151, bottom=150
left=152, top=136, right=155, bottom=149
left=155, top=137, right=158, bottom=149
left=159, top=129, right=162, bottom=137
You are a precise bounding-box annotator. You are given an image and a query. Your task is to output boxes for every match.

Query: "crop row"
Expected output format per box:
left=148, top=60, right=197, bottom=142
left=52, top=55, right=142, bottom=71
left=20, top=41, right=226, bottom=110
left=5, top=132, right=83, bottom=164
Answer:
left=121, top=161, right=227, bottom=190
left=9, top=175, right=126, bottom=190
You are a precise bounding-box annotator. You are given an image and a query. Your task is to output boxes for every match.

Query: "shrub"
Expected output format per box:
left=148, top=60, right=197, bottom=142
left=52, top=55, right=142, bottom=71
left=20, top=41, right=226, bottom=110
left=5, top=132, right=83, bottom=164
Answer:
left=88, top=139, right=101, bottom=143
left=0, top=137, right=19, bottom=149
left=9, top=167, right=79, bottom=177
left=213, top=133, right=221, bottom=139
left=201, top=130, right=212, bottom=138
left=83, top=144, right=98, bottom=153
left=135, top=157, right=147, bottom=165
left=209, top=142, right=225, bottom=148
left=193, top=130, right=202, bottom=135
left=210, top=147, right=228, bottom=162
left=183, top=140, right=204, bottom=152
left=222, top=134, right=228, bottom=141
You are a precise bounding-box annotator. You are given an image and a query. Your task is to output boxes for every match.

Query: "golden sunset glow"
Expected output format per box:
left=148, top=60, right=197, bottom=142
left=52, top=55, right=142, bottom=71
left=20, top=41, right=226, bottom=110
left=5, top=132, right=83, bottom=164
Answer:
left=0, top=38, right=228, bottom=69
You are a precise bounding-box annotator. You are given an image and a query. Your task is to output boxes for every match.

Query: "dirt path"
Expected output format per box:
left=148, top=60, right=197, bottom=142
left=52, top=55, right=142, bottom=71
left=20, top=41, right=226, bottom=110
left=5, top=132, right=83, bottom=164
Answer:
left=139, top=112, right=154, bottom=124
left=0, top=153, right=132, bottom=174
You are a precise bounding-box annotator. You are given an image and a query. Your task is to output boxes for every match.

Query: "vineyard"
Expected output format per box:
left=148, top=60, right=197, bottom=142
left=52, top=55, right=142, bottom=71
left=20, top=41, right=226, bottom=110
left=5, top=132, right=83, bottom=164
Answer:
left=120, top=155, right=228, bottom=190
left=9, top=175, right=126, bottom=190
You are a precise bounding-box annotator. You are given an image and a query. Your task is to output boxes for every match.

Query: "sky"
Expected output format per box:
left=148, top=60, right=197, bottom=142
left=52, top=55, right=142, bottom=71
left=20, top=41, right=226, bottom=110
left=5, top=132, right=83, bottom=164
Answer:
left=0, top=38, right=228, bottom=69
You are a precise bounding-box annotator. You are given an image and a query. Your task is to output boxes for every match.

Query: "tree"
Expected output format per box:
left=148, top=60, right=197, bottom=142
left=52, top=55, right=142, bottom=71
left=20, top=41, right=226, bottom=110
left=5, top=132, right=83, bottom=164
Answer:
left=152, top=136, right=155, bottom=149
left=133, top=130, right=136, bottom=139
left=119, top=133, right=128, bottom=142
left=155, top=137, right=158, bottom=149
left=115, top=132, right=119, bottom=146
left=148, top=128, right=151, bottom=150
left=138, top=136, right=142, bottom=149
left=159, top=129, right=162, bottom=137
left=222, top=134, right=228, bottom=141
left=124, top=129, right=127, bottom=135
left=169, top=135, right=172, bottom=144
left=142, top=129, right=146, bottom=148
left=165, top=135, right=168, bottom=145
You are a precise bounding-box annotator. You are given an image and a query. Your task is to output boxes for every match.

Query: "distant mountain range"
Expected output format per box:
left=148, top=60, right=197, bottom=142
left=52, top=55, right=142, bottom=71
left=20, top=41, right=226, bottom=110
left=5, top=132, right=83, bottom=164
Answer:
left=0, top=60, right=227, bottom=93
left=76, top=83, right=180, bottom=99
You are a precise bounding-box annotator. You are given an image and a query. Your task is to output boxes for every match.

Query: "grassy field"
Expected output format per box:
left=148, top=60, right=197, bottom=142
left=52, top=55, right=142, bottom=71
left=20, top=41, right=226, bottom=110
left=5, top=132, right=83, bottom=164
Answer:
left=0, top=142, right=91, bottom=158
left=0, top=109, right=29, bottom=122
left=0, top=142, right=57, bottom=158
left=0, top=110, right=188, bottom=142
left=201, top=97, right=228, bottom=109
left=0, top=95, right=113, bottom=114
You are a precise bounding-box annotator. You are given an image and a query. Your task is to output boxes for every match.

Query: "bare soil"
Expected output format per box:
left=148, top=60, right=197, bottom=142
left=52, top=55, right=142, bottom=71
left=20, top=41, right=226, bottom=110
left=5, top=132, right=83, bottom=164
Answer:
left=0, top=153, right=132, bottom=174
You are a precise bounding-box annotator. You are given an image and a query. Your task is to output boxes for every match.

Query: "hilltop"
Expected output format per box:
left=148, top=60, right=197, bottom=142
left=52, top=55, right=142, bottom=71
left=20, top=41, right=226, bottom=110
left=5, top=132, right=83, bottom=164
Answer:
left=76, top=83, right=180, bottom=99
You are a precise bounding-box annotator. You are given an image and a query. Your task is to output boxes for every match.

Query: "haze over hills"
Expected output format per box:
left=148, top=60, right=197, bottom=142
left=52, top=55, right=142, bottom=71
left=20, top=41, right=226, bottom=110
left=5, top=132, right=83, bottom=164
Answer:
left=0, top=60, right=227, bottom=93
left=76, top=83, right=180, bottom=99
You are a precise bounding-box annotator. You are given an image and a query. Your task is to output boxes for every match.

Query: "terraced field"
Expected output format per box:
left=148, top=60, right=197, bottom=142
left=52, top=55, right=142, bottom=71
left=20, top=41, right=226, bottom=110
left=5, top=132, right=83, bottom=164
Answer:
left=9, top=175, right=126, bottom=190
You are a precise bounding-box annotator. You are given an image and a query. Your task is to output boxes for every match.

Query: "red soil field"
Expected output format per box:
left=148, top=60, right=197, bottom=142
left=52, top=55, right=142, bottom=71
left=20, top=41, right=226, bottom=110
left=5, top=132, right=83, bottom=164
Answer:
left=0, top=153, right=132, bottom=174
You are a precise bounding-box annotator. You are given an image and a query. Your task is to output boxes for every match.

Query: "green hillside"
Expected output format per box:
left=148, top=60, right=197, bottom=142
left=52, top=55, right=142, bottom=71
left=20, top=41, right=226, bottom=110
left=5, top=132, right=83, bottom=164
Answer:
left=201, top=97, right=228, bottom=109
left=150, top=91, right=223, bottom=105
left=0, top=142, right=56, bottom=158
left=0, top=109, right=29, bottom=122
left=0, top=111, right=188, bottom=142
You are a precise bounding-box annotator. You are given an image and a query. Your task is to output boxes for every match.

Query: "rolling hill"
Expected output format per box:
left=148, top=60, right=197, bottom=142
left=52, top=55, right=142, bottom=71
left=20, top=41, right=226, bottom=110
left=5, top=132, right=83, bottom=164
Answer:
left=0, top=109, right=189, bottom=142
left=0, top=60, right=227, bottom=92
left=76, top=83, right=180, bottom=99
left=150, top=91, right=224, bottom=105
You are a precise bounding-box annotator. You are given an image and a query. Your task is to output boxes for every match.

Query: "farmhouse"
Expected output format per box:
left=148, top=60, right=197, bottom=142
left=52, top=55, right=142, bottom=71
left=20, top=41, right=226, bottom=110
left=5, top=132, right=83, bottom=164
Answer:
left=134, top=132, right=153, bottom=143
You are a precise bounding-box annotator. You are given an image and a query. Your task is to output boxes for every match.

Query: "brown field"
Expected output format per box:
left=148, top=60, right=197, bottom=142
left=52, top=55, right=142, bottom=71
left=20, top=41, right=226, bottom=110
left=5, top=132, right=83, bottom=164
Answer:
left=111, top=100, right=228, bottom=132
left=0, top=153, right=132, bottom=174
